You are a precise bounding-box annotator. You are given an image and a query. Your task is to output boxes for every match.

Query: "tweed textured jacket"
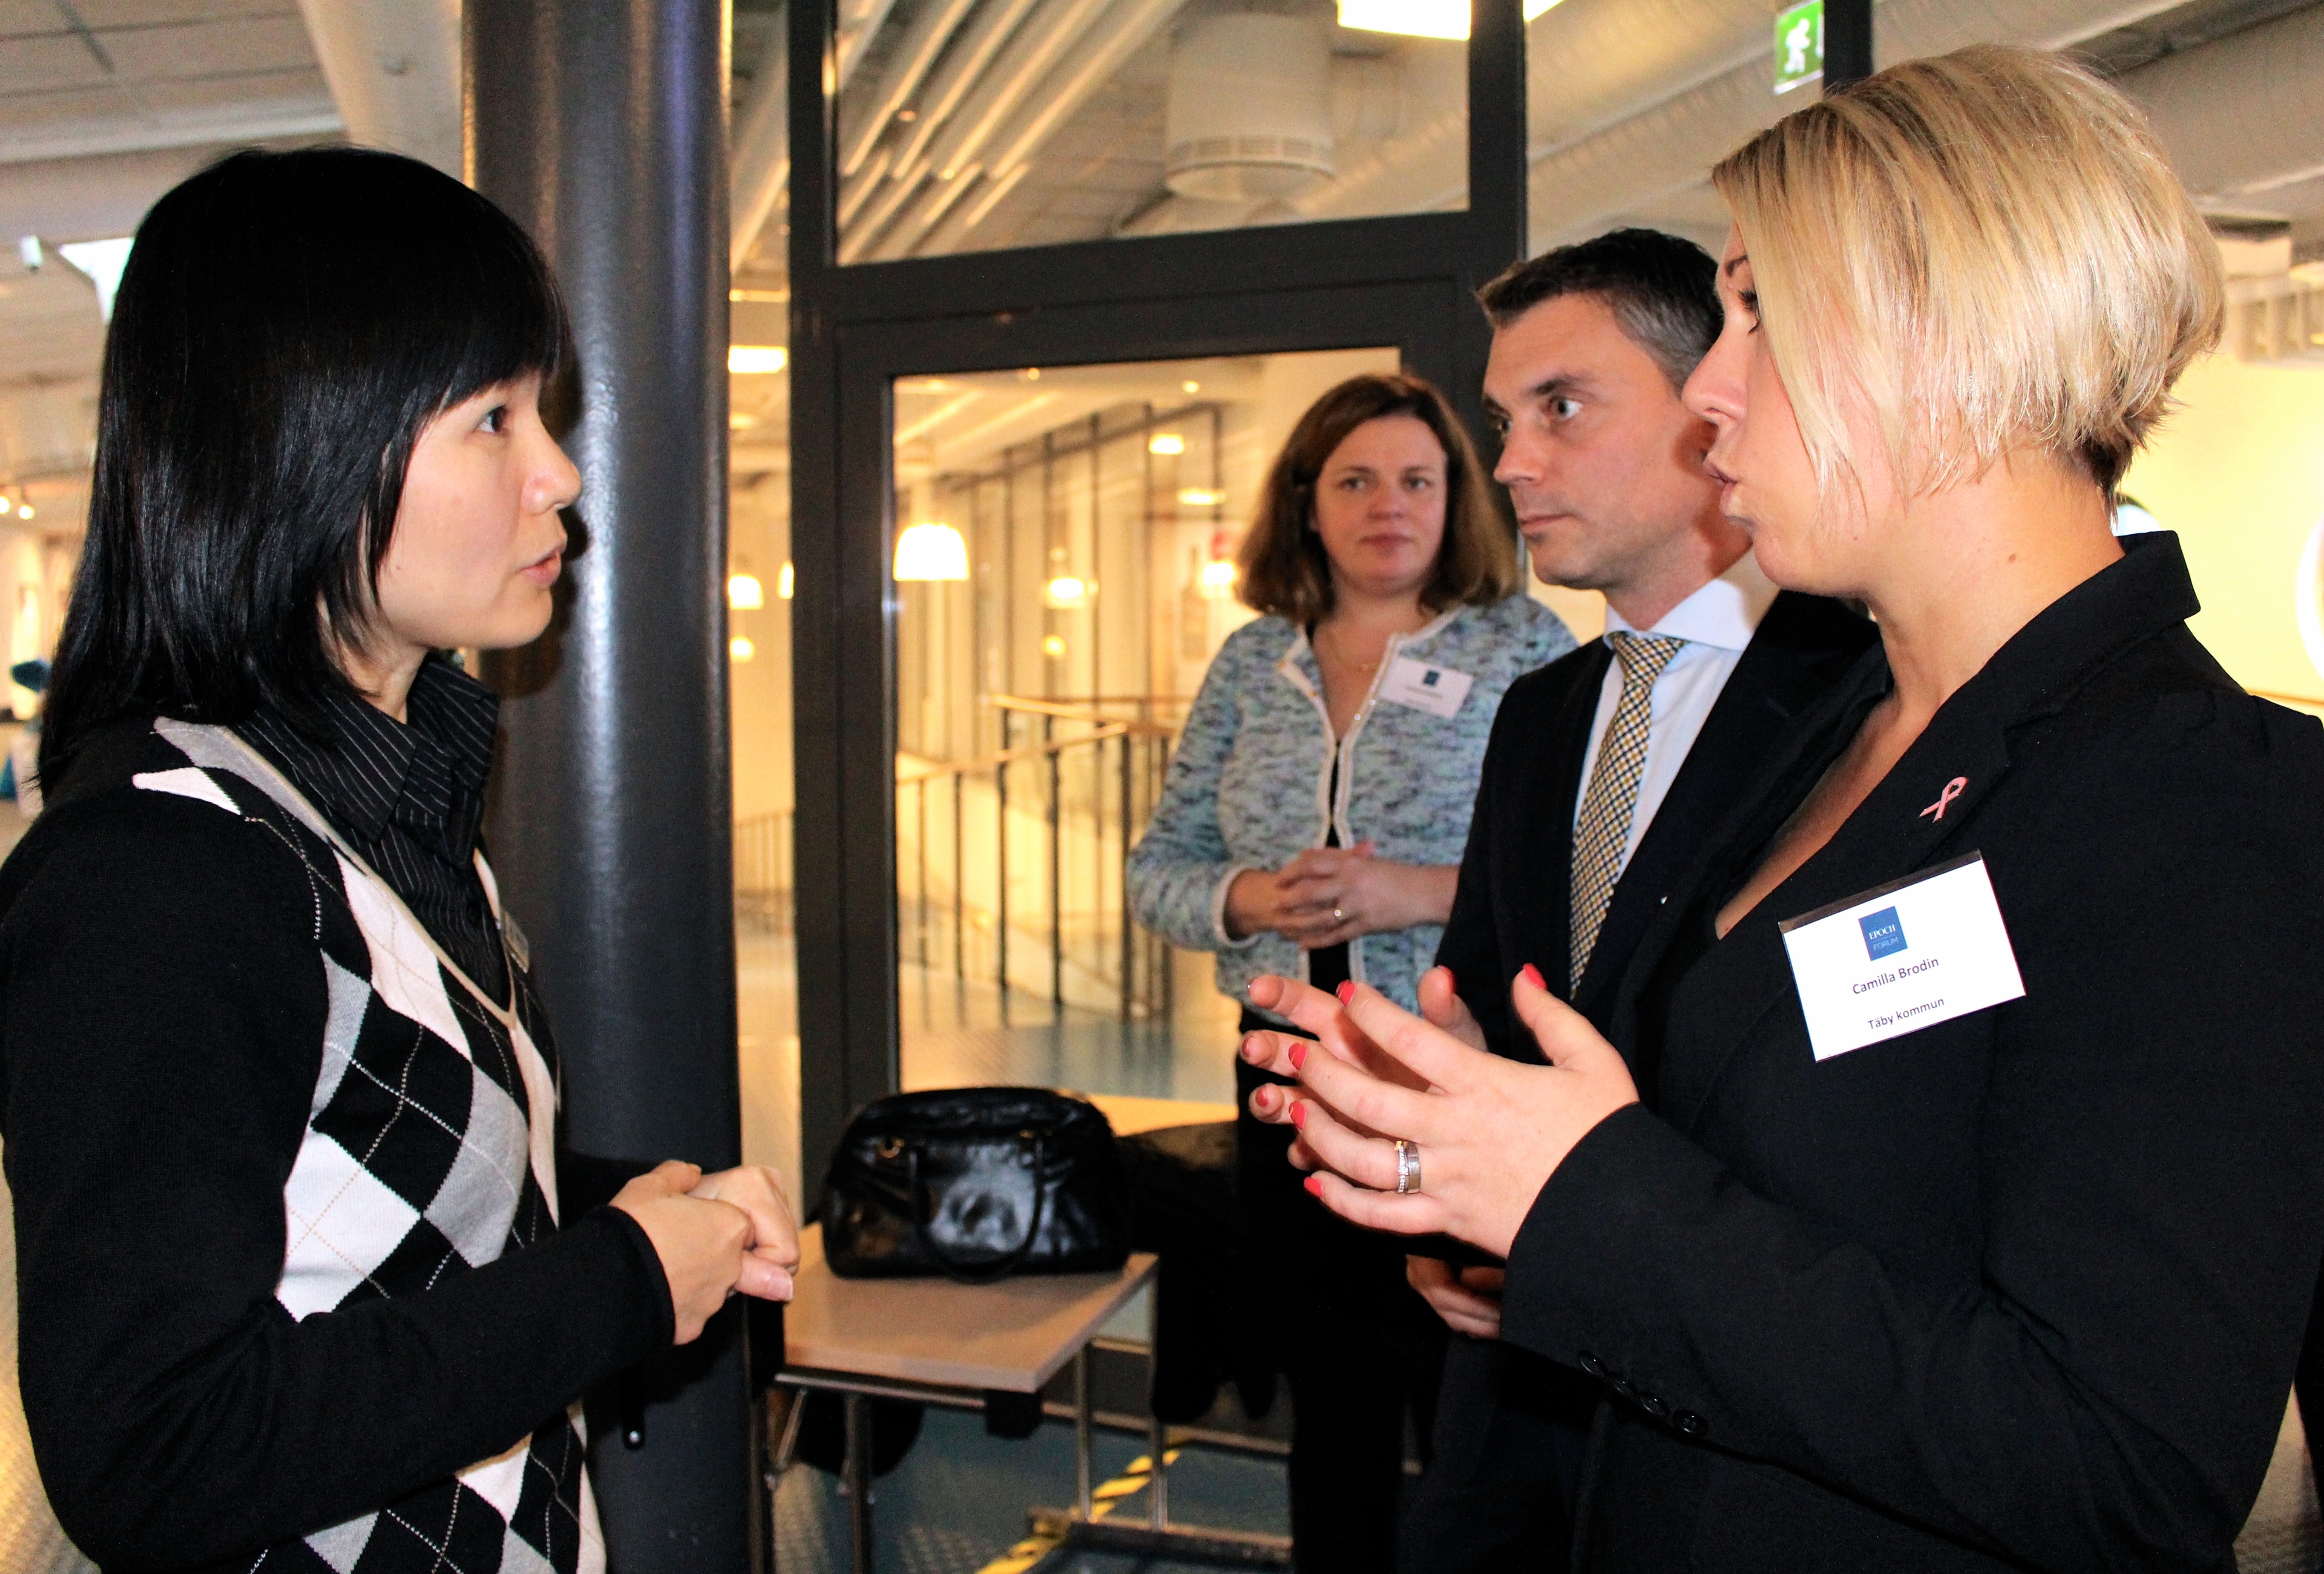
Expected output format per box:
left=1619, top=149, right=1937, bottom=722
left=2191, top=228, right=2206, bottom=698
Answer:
left=1128, top=594, right=1571, bottom=1014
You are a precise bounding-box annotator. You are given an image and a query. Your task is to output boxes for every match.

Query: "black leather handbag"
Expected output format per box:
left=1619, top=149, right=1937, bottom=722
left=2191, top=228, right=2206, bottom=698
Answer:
left=820, top=1087, right=1131, bottom=1283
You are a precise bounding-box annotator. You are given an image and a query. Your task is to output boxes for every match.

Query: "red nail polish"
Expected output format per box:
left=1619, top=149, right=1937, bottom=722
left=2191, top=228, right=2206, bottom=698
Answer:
left=1290, top=1101, right=1307, bottom=1129
left=1520, top=962, right=1546, bottom=991
left=1336, top=980, right=1356, bottom=1004
left=1288, top=1042, right=1308, bottom=1071
left=1303, top=1175, right=1324, bottom=1198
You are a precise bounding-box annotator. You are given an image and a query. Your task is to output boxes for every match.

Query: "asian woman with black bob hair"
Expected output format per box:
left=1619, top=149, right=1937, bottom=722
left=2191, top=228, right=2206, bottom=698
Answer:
left=3, top=146, right=796, bottom=1573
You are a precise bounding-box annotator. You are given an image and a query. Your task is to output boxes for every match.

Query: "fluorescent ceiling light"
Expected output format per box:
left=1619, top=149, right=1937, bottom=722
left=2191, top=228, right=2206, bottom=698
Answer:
left=728, top=344, right=788, bottom=375
left=778, top=561, right=795, bottom=600
left=1149, top=433, right=1185, bottom=455
left=1336, top=0, right=1560, bottom=38
left=893, top=522, right=969, bottom=580
left=1045, top=575, right=1092, bottom=609
left=1178, top=488, right=1225, bottom=508
left=728, top=572, right=765, bottom=609
left=58, top=237, right=133, bottom=321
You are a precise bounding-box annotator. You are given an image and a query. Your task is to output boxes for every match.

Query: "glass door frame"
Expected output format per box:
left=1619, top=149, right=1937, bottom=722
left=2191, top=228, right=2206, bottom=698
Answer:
left=787, top=0, right=1532, bottom=1173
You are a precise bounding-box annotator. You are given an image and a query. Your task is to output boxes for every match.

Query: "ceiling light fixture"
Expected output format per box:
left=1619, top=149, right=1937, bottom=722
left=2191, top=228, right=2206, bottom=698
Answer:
left=1199, top=558, right=1238, bottom=596
left=730, top=636, right=756, bottom=662
left=1178, top=487, right=1224, bottom=508
left=1042, top=634, right=1067, bottom=658
left=1149, top=433, right=1185, bottom=455
left=1045, top=575, right=1092, bottom=608
left=728, top=344, right=788, bottom=375
left=893, top=522, right=970, bottom=580
left=1181, top=379, right=1201, bottom=393
left=728, top=572, right=765, bottom=610
left=1335, top=0, right=1560, bottom=39
left=778, top=562, right=795, bottom=600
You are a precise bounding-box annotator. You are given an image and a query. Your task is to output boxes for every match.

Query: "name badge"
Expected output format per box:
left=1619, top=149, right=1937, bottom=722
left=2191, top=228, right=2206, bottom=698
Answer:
left=1377, top=657, right=1474, bottom=719
left=1777, top=852, right=2024, bottom=1061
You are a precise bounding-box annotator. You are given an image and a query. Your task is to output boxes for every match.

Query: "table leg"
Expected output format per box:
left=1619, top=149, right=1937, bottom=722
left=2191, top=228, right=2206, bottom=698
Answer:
left=1147, top=1285, right=1168, bottom=1530
left=1075, top=1347, right=1094, bottom=1520
left=843, top=1391, right=873, bottom=1574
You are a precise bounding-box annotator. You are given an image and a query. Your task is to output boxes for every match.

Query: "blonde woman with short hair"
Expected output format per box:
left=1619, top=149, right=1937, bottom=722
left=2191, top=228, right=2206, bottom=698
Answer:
left=1233, top=47, right=2324, bottom=1572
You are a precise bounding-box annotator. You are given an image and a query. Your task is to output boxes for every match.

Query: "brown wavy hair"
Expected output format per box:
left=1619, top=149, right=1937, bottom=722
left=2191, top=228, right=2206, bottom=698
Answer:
left=1235, top=372, right=1518, bottom=625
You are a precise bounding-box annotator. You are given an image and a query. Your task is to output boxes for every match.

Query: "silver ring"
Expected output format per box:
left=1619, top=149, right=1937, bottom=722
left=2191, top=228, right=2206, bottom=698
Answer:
left=1394, top=1139, right=1422, bottom=1195
left=1332, top=907, right=1346, bottom=922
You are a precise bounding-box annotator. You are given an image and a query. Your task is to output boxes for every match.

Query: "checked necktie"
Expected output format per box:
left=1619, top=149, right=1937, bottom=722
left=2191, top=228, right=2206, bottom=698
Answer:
left=1569, top=632, right=1688, bottom=992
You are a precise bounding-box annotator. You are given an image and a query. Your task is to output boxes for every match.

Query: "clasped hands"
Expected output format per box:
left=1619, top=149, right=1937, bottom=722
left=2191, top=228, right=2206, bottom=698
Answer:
left=611, top=1162, right=801, bottom=1345
left=1239, top=965, right=1641, bottom=1265
left=1225, top=841, right=1439, bottom=948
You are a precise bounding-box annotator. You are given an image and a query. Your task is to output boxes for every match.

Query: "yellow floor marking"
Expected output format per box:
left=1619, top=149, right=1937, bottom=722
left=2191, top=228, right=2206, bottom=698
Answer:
left=973, top=1448, right=1183, bottom=1574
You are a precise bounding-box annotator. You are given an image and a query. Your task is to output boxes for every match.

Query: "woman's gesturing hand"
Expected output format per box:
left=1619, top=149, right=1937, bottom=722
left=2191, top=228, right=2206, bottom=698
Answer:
left=1239, top=966, right=1640, bottom=1259
left=611, top=1160, right=801, bottom=1345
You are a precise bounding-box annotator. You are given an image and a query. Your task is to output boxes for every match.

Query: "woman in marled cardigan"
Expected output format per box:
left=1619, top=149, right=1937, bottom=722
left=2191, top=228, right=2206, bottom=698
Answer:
left=1128, top=373, right=1570, bottom=1572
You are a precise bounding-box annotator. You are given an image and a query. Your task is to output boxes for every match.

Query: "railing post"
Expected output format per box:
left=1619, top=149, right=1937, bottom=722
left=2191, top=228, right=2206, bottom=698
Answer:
left=997, top=714, right=1010, bottom=1017
left=952, top=772, right=965, bottom=982
left=1119, top=731, right=1134, bottom=1021
left=1047, top=713, right=1062, bottom=1015
left=916, top=779, right=929, bottom=972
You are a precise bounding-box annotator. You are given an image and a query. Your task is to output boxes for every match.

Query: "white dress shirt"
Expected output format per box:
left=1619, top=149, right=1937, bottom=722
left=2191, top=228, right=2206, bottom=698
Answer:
left=1571, top=552, right=1779, bottom=875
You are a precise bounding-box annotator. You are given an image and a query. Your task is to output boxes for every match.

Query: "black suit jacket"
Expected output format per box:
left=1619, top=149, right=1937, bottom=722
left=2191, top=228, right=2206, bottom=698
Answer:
left=1408, top=592, right=1873, bottom=1574
left=1437, top=591, right=1877, bottom=1049
left=1499, top=535, right=2324, bottom=1573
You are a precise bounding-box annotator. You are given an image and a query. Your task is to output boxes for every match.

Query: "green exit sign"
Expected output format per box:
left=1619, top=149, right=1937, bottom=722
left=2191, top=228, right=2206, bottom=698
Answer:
left=1774, top=0, right=1824, bottom=94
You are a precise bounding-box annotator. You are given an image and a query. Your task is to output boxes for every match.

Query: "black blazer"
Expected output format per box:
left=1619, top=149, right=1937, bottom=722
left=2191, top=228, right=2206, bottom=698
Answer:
left=1437, top=591, right=1877, bottom=1047
left=1406, top=592, right=1873, bottom=1574
left=1498, top=535, right=2324, bottom=1573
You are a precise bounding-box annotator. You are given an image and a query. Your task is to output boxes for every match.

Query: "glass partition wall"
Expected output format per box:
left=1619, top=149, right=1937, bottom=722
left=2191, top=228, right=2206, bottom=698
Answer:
left=888, top=349, right=1396, bottom=1103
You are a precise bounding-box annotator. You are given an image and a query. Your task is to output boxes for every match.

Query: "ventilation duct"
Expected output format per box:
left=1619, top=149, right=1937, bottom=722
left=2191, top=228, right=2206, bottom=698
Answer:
left=1164, top=13, right=1334, bottom=202
left=1529, top=0, right=2189, bottom=251
left=2122, top=1, right=2324, bottom=221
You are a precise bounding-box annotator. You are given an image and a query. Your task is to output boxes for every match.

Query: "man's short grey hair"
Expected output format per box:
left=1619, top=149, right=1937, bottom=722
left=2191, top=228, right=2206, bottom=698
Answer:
left=1477, top=228, right=1722, bottom=393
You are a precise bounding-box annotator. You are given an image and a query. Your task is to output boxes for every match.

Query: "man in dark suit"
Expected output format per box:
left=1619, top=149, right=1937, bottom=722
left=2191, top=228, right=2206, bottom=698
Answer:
left=1399, top=231, right=1875, bottom=1572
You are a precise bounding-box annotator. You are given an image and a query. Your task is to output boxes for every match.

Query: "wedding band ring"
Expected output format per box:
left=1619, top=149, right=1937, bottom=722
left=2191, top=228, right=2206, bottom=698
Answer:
left=1394, top=1139, right=1422, bottom=1195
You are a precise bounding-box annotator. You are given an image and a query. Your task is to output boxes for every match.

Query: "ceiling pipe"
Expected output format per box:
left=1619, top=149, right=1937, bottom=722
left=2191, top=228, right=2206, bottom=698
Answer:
left=871, top=165, right=985, bottom=260
left=925, top=0, right=1114, bottom=180
left=837, top=146, right=895, bottom=228
left=838, top=0, right=979, bottom=177
left=1290, top=41, right=1466, bottom=220
left=295, top=0, right=461, bottom=175
left=836, top=0, right=904, bottom=91
left=879, top=0, right=1184, bottom=257
left=887, top=0, right=1046, bottom=179
left=2122, top=2, right=2324, bottom=216
left=731, top=19, right=789, bottom=273
left=838, top=162, right=932, bottom=262
left=1529, top=0, right=2188, bottom=251
left=982, top=0, right=1191, bottom=183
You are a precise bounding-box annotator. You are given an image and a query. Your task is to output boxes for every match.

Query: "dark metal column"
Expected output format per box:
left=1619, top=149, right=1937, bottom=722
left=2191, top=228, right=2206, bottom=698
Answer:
left=465, top=4, right=755, bottom=1570
left=1824, top=0, right=1874, bottom=92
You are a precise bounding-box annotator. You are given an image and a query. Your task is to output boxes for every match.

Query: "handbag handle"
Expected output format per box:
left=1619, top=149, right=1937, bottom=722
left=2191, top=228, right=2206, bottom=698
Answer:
left=906, top=1134, right=1049, bottom=1285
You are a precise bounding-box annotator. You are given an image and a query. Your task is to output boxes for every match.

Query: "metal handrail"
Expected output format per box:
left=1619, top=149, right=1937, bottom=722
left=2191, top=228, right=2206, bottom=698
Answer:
left=897, top=707, right=1174, bottom=1021
left=896, top=721, right=1131, bottom=783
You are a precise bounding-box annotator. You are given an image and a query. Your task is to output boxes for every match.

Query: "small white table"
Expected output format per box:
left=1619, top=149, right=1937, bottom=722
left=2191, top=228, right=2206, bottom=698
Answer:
left=776, top=1223, right=1288, bottom=1570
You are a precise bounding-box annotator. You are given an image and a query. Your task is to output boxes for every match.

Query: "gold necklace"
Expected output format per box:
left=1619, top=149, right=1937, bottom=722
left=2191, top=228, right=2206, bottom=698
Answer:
left=1318, top=624, right=1385, bottom=672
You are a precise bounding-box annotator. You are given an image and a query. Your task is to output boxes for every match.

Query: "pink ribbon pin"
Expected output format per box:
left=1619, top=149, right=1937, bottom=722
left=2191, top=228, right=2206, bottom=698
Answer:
left=1919, top=776, right=1968, bottom=822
